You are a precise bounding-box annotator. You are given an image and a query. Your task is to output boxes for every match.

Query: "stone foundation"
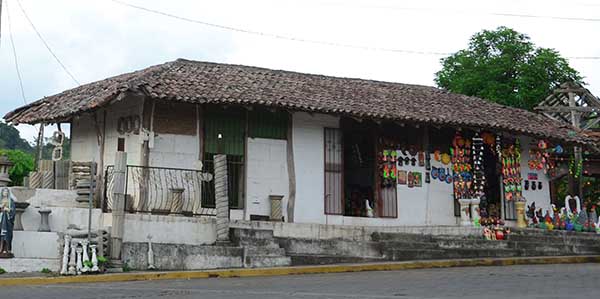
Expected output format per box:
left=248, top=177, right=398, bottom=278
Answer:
left=122, top=242, right=243, bottom=270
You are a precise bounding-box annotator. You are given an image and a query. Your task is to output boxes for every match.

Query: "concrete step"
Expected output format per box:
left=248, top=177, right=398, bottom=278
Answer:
left=245, top=246, right=286, bottom=256
left=236, top=238, right=282, bottom=249
left=245, top=255, right=291, bottom=268
left=289, top=254, right=385, bottom=266
left=231, top=228, right=275, bottom=240
left=277, top=238, right=383, bottom=258
left=372, top=232, right=480, bottom=243
left=385, top=248, right=522, bottom=261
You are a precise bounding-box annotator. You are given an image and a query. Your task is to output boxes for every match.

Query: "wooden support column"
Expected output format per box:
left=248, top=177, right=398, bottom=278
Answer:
left=110, top=151, right=127, bottom=264
left=35, top=123, right=45, bottom=170
left=93, top=110, right=107, bottom=207
left=286, top=113, right=296, bottom=223
left=138, top=98, right=154, bottom=213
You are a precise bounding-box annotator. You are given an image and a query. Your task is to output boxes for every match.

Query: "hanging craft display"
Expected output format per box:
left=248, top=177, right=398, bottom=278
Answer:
left=381, top=149, right=397, bottom=188
left=501, top=140, right=523, bottom=201
left=569, top=154, right=583, bottom=179
left=410, top=172, right=423, bottom=187
left=397, top=170, right=407, bottom=185
left=451, top=133, right=474, bottom=199
left=471, top=133, right=486, bottom=195
left=527, top=139, right=555, bottom=174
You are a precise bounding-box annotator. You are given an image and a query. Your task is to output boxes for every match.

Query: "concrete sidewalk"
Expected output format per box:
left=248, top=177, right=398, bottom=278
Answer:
left=1, top=255, right=599, bottom=287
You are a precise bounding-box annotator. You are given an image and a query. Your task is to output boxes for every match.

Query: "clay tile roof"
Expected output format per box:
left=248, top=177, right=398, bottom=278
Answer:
left=3, top=58, right=592, bottom=145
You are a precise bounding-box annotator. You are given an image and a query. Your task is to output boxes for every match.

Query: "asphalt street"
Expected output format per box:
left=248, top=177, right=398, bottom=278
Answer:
left=3, top=263, right=599, bottom=299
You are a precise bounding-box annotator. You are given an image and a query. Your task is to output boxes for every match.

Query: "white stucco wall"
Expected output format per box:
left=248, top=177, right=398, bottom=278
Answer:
left=245, top=138, right=289, bottom=220
left=122, top=214, right=216, bottom=245
left=149, top=133, right=199, bottom=169
left=70, top=95, right=143, bottom=167
left=293, top=112, right=339, bottom=224
left=519, top=136, right=553, bottom=213
left=291, top=112, right=459, bottom=226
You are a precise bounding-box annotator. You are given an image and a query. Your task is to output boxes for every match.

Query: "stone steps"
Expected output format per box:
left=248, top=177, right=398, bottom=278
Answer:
left=245, top=256, right=292, bottom=268
left=230, top=228, right=292, bottom=268
left=289, top=254, right=385, bottom=266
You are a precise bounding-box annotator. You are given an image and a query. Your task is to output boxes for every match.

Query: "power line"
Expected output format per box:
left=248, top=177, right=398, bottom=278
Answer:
left=318, top=3, right=600, bottom=23
left=15, top=0, right=80, bottom=85
left=109, top=0, right=451, bottom=56
left=110, top=0, right=600, bottom=60
left=6, top=0, right=26, bottom=104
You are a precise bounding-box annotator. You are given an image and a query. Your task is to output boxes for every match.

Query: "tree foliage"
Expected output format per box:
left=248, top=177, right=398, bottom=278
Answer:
left=0, top=122, right=33, bottom=153
left=435, top=27, right=583, bottom=111
left=0, top=149, right=35, bottom=186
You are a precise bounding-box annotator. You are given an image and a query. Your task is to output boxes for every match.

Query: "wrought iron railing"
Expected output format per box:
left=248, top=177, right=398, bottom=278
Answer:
left=104, top=164, right=217, bottom=216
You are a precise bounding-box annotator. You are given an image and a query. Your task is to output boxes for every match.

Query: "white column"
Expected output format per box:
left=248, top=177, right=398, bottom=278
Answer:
left=90, top=245, right=99, bottom=272
left=214, top=154, right=229, bottom=243
left=60, top=235, right=71, bottom=275
left=111, top=152, right=127, bottom=264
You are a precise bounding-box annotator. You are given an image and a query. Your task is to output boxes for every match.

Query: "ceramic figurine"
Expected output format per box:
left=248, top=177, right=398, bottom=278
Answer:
left=483, top=227, right=492, bottom=240
left=0, top=187, right=16, bottom=258
left=365, top=200, right=374, bottom=218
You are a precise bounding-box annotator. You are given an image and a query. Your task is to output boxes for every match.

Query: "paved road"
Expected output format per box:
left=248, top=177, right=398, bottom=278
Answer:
left=4, top=263, right=599, bottom=299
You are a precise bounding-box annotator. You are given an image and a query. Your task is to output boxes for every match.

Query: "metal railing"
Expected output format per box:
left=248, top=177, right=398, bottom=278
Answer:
left=104, top=164, right=217, bottom=216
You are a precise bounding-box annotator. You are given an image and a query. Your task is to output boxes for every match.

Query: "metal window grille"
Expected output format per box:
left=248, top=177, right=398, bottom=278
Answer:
left=324, top=128, right=343, bottom=215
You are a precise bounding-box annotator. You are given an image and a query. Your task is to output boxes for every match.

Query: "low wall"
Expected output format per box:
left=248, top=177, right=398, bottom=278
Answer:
left=122, top=242, right=243, bottom=270
left=0, top=231, right=62, bottom=273
left=10, top=187, right=104, bottom=233
left=123, top=214, right=217, bottom=245
left=230, top=220, right=482, bottom=241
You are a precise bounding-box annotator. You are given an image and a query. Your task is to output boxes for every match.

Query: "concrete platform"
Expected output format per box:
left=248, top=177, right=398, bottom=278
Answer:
left=0, top=258, right=60, bottom=273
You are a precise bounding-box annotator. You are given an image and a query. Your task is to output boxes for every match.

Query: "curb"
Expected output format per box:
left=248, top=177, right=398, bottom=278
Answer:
left=1, top=255, right=599, bottom=286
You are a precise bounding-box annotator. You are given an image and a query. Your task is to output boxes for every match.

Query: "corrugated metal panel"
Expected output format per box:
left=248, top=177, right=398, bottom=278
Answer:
left=324, top=128, right=343, bottom=215
left=248, top=110, right=288, bottom=139
left=204, top=108, right=245, bottom=155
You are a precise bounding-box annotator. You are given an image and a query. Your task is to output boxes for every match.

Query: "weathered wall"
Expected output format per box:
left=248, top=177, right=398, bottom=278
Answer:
left=122, top=214, right=216, bottom=245
left=10, top=187, right=104, bottom=233
left=71, top=95, right=144, bottom=166
left=245, top=138, right=289, bottom=220
left=122, top=242, right=243, bottom=270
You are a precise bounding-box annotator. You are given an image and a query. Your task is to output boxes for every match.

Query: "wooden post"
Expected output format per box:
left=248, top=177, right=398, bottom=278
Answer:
left=567, top=91, right=583, bottom=197
left=110, top=152, right=127, bottom=264
left=214, top=154, right=229, bottom=243
left=93, top=111, right=107, bottom=207
left=138, top=98, right=154, bottom=213
left=35, top=123, right=45, bottom=170
left=286, top=113, right=296, bottom=223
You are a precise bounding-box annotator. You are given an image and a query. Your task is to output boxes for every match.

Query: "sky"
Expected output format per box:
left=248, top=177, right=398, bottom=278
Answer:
left=1, top=0, right=599, bottom=143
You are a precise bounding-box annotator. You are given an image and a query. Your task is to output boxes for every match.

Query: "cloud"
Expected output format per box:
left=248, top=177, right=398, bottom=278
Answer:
left=1, top=0, right=599, bottom=141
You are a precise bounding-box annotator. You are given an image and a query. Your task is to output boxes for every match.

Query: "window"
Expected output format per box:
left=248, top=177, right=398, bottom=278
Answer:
left=248, top=110, right=288, bottom=139
left=324, top=128, right=343, bottom=215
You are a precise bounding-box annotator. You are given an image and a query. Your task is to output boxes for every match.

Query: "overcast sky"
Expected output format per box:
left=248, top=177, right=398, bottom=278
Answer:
left=1, top=0, right=599, bottom=142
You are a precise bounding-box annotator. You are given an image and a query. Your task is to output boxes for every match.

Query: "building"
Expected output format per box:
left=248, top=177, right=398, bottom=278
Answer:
left=4, top=59, right=595, bottom=228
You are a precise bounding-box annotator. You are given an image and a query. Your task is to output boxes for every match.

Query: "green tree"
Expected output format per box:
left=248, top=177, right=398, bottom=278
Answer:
left=0, top=149, right=35, bottom=186
left=435, top=27, right=583, bottom=111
